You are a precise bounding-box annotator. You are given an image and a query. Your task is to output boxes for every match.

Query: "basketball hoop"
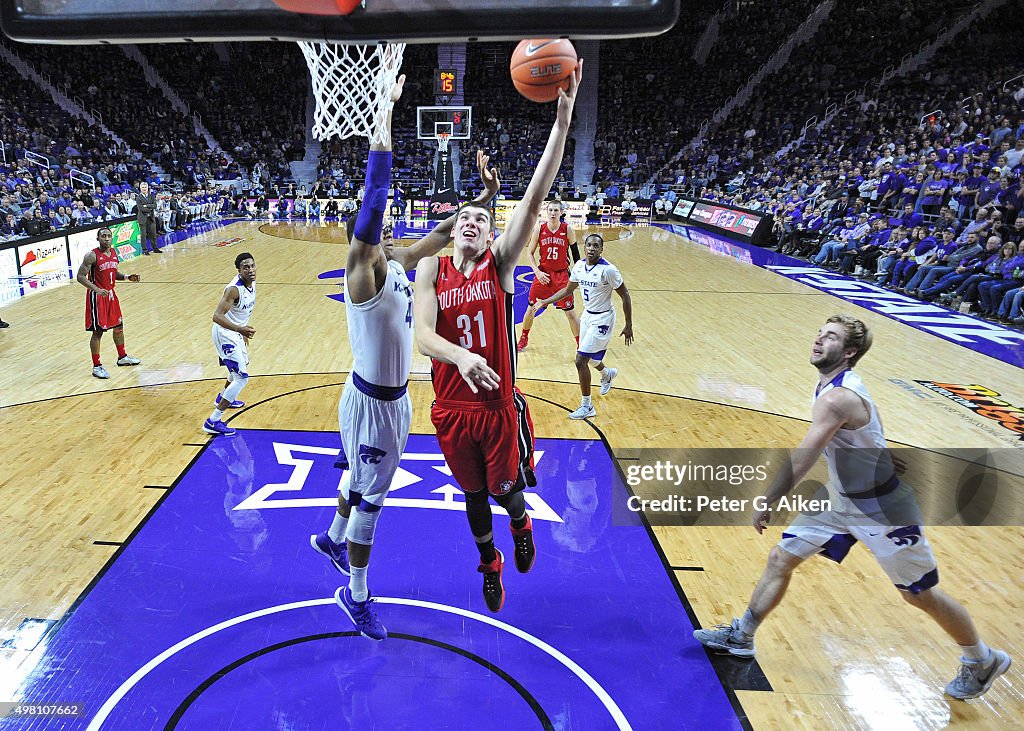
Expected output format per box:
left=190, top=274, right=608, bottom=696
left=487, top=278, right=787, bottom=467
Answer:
left=437, top=132, right=451, bottom=153
left=298, top=41, right=406, bottom=144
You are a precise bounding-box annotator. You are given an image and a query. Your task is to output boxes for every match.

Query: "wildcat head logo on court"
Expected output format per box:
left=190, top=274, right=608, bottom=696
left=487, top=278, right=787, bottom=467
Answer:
left=359, top=445, right=387, bottom=465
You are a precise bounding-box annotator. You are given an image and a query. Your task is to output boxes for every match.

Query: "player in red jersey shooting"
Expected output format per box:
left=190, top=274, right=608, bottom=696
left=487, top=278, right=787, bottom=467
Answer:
left=414, top=61, right=583, bottom=612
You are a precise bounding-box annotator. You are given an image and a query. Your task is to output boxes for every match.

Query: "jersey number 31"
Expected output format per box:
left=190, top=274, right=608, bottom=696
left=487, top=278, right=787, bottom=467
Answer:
left=456, top=311, right=488, bottom=349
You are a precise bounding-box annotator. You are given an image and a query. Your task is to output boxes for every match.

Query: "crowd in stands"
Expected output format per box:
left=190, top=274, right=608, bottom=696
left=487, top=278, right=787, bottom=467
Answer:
left=667, top=0, right=971, bottom=193
left=659, top=0, right=1024, bottom=326
left=3, top=0, right=1023, bottom=333
left=143, top=42, right=307, bottom=187
left=464, top=42, right=575, bottom=197
left=593, top=0, right=819, bottom=192
left=0, top=42, right=238, bottom=244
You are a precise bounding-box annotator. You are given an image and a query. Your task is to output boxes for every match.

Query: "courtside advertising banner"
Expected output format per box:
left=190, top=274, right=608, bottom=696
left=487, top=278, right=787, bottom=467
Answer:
left=0, top=247, right=19, bottom=305
left=563, top=200, right=589, bottom=223
left=110, top=220, right=141, bottom=259
left=16, top=237, right=70, bottom=297
left=69, top=221, right=142, bottom=275
left=689, top=202, right=762, bottom=238
left=672, top=199, right=695, bottom=219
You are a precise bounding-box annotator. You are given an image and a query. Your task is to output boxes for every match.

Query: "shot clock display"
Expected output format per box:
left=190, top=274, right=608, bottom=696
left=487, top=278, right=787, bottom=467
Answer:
left=435, top=68, right=457, bottom=96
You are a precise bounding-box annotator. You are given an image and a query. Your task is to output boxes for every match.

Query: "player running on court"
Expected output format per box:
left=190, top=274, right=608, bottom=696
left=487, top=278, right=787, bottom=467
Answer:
left=517, top=199, right=580, bottom=352
left=204, top=252, right=257, bottom=437
left=693, top=315, right=1011, bottom=701
left=76, top=226, right=142, bottom=379
left=309, top=75, right=502, bottom=639
left=413, top=62, right=583, bottom=613
left=535, top=232, right=633, bottom=419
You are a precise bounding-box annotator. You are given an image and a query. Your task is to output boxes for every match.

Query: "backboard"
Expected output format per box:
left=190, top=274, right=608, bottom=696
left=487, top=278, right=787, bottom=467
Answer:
left=416, top=106, right=472, bottom=143
left=1, top=1, right=679, bottom=44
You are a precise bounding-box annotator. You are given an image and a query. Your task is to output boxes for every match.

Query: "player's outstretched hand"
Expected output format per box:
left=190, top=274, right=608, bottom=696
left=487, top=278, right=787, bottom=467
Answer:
left=390, top=74, right=406, bottom=103
left=752, top=506, right=771, bottom=534
left=621, top=324, right=633, bottom=345
left=556, top=59, right=583, bottom=125
left=128, top=274, right=141, bottom=282
left=477, top=150, right=500, bottom=200
left=457, top=351, right=500, bottom=394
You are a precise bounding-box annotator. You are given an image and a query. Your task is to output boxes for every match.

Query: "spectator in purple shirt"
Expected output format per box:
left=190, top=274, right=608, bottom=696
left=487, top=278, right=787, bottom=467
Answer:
left=919, top=236, right=1001, bottom=301
left=889, top=202, right=923, bottom=229
left=889, top=227, right=935, bottom=288
left=841, top=218, right=890, bottom=273
left=784, top=207, right=826, bottom=255
left=937, top=152, right=960, bottom=176
left=903, top=228, right=958, bottom=292
left=908, top=231, right=983, bottom=296
left=875, top=163, right=904, bottom=213
left=977, top=241, right=1024, bottom=316
left=902, top=171, right=925, bottom=210
left=976, top=168, right=1004, bottom=209
left=920, top=170, right=950, bottom=217
left=957, top=167, right=984, bottom=220
left=954, top=240, right=1016, bottom=306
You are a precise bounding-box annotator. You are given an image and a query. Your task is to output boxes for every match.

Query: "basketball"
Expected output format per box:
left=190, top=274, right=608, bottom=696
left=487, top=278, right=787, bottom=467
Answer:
left=510, top=39, right=577, bottom=103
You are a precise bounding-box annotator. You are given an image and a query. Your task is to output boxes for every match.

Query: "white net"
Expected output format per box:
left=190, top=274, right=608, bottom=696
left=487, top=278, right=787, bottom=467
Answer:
left=297, top=41, right=406, bottom=144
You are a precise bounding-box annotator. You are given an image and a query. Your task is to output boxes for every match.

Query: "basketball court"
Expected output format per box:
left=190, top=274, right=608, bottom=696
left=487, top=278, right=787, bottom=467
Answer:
left=1, top=217, right=1021, bottom=729
left=0, top=1, right=1022, bottom=729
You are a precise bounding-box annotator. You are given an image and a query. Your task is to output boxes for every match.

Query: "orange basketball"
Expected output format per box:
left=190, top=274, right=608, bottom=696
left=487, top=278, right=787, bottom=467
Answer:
left=510, top=39, right=577, bottom=103
left=271, top=0, right=362, bottom=15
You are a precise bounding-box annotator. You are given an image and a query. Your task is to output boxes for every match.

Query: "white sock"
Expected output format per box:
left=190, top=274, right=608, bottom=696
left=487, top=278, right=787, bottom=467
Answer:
left=961, top=640, right=991, bottom=663
left=737, top=608, right=760, bottom=639
left=328, top=513, right=348, bottom=544
left=209, top=408, right=224, bottom=422
left=582, top=395, right=592, bottom=407
left=350, top=565, right=368, bottom=602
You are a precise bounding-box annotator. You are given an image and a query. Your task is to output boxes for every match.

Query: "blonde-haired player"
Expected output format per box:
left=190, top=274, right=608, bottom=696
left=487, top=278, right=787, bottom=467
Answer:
left=694, top=314, right=1011, bottom=701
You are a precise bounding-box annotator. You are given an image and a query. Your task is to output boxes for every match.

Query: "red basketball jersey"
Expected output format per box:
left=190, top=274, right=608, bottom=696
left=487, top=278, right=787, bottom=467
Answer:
left=432, top=249, right=516, bottom=403
left=537, top=221, right=570, bottom=274
left=90, top=247, right=119, bottom=291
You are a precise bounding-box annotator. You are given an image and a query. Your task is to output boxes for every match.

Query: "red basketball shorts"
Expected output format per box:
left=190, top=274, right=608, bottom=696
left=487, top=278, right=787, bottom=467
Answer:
left=85, top=290, right=123, bottom=332
left=431, top=390, right=536, bottom=496
left=528, top=270, right=573, bottom=310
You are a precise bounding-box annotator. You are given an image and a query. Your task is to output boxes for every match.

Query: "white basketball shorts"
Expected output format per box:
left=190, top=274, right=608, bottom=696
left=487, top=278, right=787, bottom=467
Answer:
left=578, top=308, right=616, bottom=360
left=338, top=375, right=413, bottom=507
left=212, top=324, right=249, bottom=377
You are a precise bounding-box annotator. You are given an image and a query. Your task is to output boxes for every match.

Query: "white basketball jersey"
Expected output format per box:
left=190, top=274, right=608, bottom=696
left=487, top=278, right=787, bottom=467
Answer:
left=814, top=370, right=894, bottom=497
left=347, top=259, right=414, bottom=387
left=223, top=278, right=255, bottom=328
left=570, top=258, right=623, bottom=313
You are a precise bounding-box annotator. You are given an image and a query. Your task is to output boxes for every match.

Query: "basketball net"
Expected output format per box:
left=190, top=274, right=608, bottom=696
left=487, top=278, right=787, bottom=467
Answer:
left=297, top=41, right=406, bottom=144
left=437, top=132, right=450, bottom=153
